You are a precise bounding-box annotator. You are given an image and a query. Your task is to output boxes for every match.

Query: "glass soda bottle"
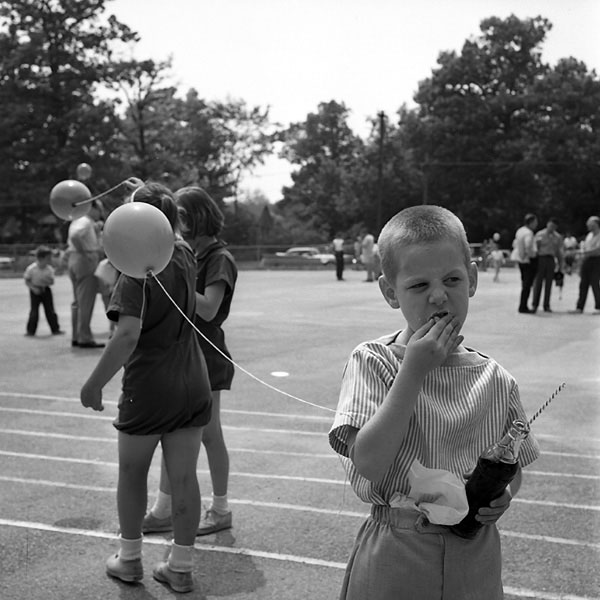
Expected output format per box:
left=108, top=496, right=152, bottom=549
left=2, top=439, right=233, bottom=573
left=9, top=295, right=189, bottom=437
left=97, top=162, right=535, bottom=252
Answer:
left=450, top=419, right=530, bottom=539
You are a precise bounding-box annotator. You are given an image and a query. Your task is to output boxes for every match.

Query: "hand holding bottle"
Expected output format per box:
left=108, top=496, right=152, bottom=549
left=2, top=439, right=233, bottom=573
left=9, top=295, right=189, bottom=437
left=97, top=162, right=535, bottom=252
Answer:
left=475, top=485, right=513, bottom=525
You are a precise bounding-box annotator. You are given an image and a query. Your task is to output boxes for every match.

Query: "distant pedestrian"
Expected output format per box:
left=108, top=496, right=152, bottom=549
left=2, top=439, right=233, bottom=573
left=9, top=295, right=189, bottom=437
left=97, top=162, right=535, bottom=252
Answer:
left=332, top=233, right=345, bottom=281
left=24, top=245, right=63, bottom=337
left=563, top=232, right=579, bottom=275
left=511, top=213, right=538, bottom=313
left=489, top=233, right=504, bottom=282
left=360, top=231, right=376, bottom=282
left=531, top=218, right=563, bottom=313
left=353, top=236, right=361, bottom=270
left=572, top=216, right=600, bottom=314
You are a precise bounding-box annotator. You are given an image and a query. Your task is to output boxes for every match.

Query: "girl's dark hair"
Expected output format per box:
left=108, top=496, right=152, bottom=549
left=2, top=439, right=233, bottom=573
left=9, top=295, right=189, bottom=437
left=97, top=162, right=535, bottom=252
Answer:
left=133, top=182, right=178, bottom=231
left=175, top=186, right=224, bottom=238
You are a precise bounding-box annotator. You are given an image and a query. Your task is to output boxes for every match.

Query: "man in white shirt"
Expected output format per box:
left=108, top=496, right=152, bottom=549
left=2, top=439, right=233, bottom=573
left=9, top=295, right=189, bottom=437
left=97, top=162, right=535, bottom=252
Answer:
left=573, top=216, right=600, bottom=313
left=511, top=213, right=538, bottom=313
left=67, top=200, right=105, bottom=348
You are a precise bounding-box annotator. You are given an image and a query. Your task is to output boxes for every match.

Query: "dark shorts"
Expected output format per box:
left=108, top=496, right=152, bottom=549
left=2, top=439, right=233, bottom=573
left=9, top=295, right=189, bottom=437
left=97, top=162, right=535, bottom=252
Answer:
left=201, top=346, right=234, bottom=391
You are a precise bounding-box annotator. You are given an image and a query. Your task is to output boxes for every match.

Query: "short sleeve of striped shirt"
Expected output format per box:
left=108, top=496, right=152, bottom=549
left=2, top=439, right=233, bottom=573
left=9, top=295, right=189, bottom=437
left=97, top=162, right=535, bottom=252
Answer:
left=506, top=384, right=540, bottom=468
left=329, top=336, right=398, bottom=458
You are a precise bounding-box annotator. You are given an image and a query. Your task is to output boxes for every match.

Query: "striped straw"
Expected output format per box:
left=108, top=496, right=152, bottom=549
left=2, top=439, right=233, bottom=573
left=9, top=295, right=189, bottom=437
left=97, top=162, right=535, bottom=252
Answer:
left=528, top=383, right=566, bottom=426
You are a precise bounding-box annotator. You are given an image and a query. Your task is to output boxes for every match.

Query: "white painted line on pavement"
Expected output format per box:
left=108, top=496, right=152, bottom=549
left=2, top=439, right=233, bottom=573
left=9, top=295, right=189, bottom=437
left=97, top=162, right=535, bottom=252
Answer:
left=501, top=529, right=600, bottom=551
left=4, top=426, right=600, bottom=462
left=504, top=587, right=599, bottom=600
left=0, top=475, right=365, bottom=517
left=0, top=407, right=328, bottom=436
left=0, top=427, right=336, bottom=458
left=1, top=516, right=599, bottom=598
left=2, top=441, right=599, bottom=488
left=0, top=392, right=334, bottom=422
left=527, top=469, right=600, bottom=481
left=0, top=518, right=347, bottom=569
left=0, top=464, right=600, bottom=516
left=543, top=450, right=600, bottom=461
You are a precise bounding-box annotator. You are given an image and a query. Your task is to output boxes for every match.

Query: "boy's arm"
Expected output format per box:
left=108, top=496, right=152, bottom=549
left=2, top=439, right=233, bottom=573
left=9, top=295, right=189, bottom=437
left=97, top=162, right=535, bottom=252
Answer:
left=351, top=315, right=463, bottom=483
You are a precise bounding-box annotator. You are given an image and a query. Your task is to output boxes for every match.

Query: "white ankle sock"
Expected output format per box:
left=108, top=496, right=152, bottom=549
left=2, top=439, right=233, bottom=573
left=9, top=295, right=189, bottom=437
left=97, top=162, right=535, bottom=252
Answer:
left=151, top=490, right=172, bottom=519
left=119, top=536, right=142, bottom=560
left=211, top=493, right=229, bottom=514
left=168, top=542, right=193, bottom=572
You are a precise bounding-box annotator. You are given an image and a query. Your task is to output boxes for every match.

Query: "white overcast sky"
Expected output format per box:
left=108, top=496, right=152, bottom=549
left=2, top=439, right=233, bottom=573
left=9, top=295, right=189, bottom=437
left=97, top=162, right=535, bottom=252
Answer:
left=107, top=0, right=600, bottom=200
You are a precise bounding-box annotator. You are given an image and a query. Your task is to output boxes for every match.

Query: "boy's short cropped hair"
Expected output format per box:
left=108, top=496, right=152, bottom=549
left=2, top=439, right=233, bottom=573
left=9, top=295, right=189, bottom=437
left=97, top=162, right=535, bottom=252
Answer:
left=35, top=245, right=52, bottom=260
left=378, top=205, right=471, bottom=281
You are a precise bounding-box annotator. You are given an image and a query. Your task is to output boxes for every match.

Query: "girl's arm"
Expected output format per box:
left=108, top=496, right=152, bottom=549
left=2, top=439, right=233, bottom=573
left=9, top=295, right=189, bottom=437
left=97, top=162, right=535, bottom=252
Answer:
left=80, top=315, right=140, bottom=411
left=195, top=281, right=226, bottom=322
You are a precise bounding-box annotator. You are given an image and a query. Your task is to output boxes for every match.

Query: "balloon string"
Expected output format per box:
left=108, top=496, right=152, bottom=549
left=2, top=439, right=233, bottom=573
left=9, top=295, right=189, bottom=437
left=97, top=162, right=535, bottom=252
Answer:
left=148, top=271, right=339, bottom=416
left=140, top=277, right=148, bottom=330
left=72, top=178, right=144, bottom=207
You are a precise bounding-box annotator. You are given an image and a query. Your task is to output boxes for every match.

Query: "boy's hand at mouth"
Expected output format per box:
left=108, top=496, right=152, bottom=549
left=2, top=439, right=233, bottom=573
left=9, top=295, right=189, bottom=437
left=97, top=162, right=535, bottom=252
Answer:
left=404, top=312, right=463, bottom=374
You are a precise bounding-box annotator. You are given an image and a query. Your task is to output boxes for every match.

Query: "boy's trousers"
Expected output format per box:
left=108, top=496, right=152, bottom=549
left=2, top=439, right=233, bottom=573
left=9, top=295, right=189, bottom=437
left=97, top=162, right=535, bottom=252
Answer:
left=340, top=505, right=503, bottom=600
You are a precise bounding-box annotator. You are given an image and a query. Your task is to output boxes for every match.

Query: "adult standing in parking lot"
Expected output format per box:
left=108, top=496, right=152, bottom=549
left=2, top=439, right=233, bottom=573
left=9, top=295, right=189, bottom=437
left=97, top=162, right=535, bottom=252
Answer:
left=572, top=216, right=600, bottom=314
left=67, top=200, right=105, bottom=348
left=531, top=218, right=563, bottom=313
left=511, top=213, right=538, bottom=313
left=332, top=232, right=345, bottom=281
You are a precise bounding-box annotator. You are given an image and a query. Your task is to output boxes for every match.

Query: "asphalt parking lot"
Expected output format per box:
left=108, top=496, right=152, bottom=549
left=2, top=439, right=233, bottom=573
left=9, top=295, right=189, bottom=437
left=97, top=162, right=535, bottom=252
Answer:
left=0, top=265, right=598, bottom=599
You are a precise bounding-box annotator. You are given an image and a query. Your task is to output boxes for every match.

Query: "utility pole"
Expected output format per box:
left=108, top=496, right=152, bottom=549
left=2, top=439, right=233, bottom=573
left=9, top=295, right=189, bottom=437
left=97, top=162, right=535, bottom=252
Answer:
left=376, top=111, right=386, bottom=233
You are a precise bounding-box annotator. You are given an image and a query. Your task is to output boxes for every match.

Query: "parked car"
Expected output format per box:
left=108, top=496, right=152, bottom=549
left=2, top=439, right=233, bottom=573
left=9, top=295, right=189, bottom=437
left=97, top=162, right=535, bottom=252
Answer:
left=0, top=256, right=15, bottom=271
left=261, top=246, right=354, bottom=268
left=276, top=247, right=335, bottom=265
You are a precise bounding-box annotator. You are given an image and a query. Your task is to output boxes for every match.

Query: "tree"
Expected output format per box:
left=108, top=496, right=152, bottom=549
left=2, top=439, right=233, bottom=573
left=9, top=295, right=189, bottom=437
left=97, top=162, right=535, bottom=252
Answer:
left=277, top=101, right=365, bottom=240
left=401, top=14, right=600, bottom=240
left=0, top=0, right=138, bottom=223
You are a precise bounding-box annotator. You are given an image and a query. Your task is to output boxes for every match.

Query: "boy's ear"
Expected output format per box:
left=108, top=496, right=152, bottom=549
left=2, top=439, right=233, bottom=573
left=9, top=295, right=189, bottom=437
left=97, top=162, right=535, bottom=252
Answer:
left=468, top=262, right=478, bottom=297
left=379, top=276, right=400, bottom=309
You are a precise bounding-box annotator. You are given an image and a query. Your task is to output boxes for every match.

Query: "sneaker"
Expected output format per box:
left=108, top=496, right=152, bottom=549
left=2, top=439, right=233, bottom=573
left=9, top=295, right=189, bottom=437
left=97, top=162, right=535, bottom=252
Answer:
left=153, top=562, right=194, bottom=593
left=569, top=308, right=584, bottom=314
left=141, top=512, right=172, bottom=533
left=196, top=508, right=232, bottom=536
left=106, top=553, right=143, bottom=583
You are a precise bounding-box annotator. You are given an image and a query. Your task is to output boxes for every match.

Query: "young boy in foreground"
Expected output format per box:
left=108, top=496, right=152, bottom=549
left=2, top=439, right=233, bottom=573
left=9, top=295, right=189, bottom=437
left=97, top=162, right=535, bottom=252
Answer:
left=329, top=205, right=540, bottom=599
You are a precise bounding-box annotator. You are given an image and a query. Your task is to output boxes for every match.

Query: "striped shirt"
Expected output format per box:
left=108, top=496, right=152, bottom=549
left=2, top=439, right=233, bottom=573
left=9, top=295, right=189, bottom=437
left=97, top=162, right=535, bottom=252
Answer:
left=329, top=331, right=540, bottom=505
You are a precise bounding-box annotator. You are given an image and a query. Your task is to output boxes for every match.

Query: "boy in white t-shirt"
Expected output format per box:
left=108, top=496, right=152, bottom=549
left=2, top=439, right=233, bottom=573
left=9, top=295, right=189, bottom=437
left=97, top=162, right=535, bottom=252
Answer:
left=24, top=246, right=63, bottom=336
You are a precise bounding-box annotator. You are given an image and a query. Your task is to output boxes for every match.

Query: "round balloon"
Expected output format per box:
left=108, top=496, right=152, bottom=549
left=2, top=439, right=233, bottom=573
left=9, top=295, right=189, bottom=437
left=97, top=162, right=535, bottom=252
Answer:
left=76, top=162, right=92, bottom=181
left=102, top=202, right=174, bottom=278
left=49, top=179, right=92, bottom=221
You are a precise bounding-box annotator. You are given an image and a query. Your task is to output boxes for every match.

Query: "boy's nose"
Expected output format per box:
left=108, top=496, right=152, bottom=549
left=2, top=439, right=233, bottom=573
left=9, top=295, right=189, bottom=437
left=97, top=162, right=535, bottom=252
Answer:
left=429, top=286, right=447, bottom=305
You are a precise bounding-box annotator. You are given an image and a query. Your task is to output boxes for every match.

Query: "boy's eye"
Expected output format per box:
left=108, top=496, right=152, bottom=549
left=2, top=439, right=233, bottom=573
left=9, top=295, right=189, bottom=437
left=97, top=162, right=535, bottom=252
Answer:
left=409, top=282, right=427, bottom=290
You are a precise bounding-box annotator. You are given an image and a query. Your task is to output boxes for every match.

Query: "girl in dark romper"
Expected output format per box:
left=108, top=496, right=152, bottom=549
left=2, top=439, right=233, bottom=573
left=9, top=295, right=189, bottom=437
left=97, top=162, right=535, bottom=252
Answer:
left=143, top=186, right=238, bottom=536
left=80, top=183, right=212, bottom=593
